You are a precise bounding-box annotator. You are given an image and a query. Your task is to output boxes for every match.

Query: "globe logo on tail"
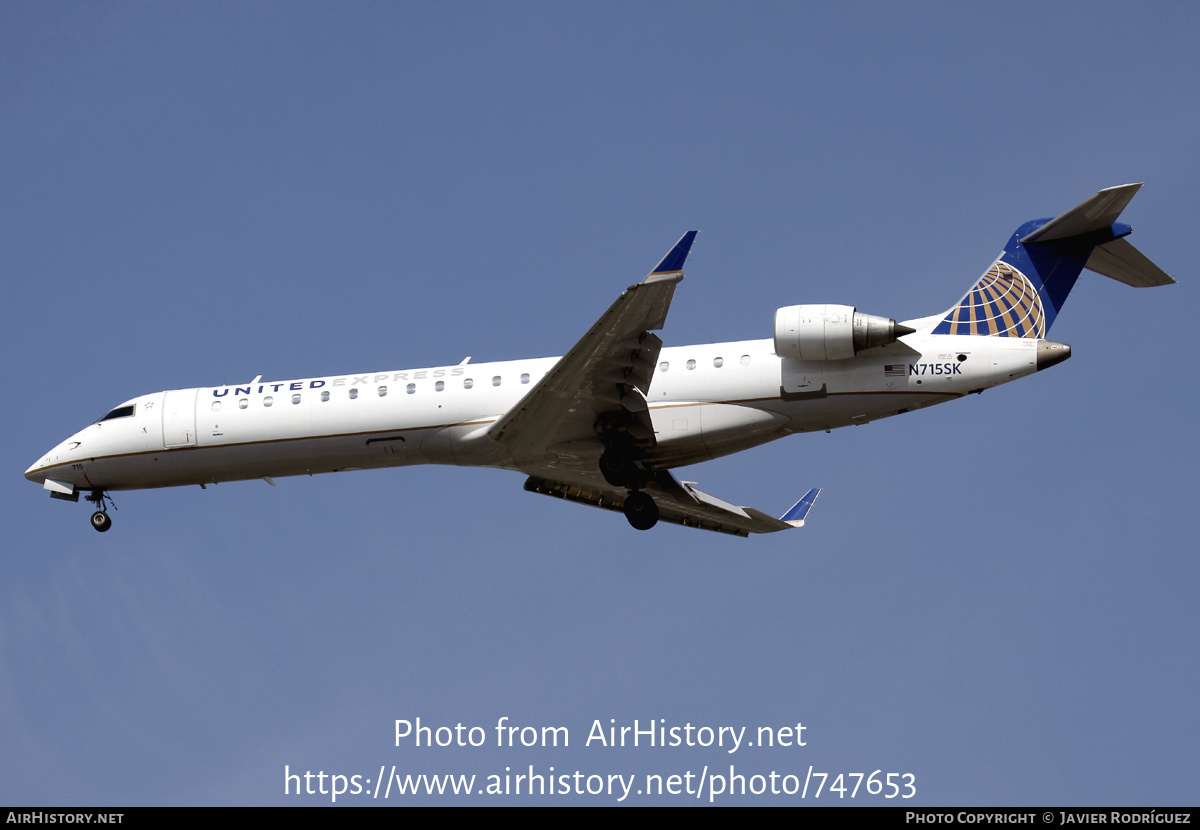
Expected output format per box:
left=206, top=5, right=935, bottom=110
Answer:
left=935, top=261, right=1046, bottom=338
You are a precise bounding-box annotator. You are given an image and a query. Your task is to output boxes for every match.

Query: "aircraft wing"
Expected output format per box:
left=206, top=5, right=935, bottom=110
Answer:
left=489, top=231, right=697, bottom=463
left=524, top=469, right=820, bottom=537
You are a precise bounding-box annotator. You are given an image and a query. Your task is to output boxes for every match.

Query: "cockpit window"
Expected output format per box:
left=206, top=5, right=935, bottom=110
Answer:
left=96, top=405, right=135, bottom=423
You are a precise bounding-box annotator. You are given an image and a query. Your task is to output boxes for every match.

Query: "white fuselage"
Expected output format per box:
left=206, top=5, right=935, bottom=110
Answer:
left=25, top=331, right=1042, bottom=493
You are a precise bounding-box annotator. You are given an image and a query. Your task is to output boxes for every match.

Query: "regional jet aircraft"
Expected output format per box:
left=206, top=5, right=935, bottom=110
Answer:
left=25, top=185, right=1173, bottom=535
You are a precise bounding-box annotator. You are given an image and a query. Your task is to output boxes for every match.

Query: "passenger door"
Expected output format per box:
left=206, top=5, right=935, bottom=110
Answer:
left=162, top=388, right=198, bottom=448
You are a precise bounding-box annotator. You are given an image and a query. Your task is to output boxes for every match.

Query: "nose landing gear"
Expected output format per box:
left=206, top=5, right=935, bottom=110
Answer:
left=85, top=490, right=115, bottom=533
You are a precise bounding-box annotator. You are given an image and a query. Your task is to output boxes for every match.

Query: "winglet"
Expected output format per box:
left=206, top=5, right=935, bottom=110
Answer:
left=780, top=488, right=821, bottom=527
left=645, top=230, right=698, bottom=283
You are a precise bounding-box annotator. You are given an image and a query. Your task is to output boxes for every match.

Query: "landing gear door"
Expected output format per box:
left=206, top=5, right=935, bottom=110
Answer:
left=162, top=389, right=198, bottom=448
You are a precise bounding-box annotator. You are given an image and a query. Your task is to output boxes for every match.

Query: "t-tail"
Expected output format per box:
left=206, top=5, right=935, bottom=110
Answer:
left=933, top=184, right=1174, bottom=339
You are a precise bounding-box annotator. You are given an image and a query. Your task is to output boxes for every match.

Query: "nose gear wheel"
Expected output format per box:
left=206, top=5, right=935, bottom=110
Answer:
left=85, top=490, right=116, bottom=532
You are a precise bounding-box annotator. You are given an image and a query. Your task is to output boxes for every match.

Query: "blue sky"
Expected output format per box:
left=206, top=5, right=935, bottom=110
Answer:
left=2, top=1, right=1197, bottom=805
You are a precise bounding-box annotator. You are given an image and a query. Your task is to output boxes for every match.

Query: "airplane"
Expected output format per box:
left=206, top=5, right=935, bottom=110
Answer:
left=25, top=184, right=1173, bottom=537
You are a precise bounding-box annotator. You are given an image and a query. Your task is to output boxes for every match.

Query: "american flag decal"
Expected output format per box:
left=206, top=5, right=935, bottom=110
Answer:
left=884, top=364, right=906, bottom=377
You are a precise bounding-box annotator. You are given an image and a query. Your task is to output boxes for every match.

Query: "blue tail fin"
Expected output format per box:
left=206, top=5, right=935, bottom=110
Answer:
left=933, top=184, right=1172, bottom=337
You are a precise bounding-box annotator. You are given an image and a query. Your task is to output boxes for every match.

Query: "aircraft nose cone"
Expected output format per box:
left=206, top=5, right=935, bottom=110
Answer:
left=25, top=454, right=51, bottom=482
left=25, top=443, right=62, bottom=482
left=1036, top=340, right=1072, bottom=371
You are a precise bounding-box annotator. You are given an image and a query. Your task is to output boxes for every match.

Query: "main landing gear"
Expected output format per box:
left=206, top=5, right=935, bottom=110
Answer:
left=602, top=447, right=661, bottom=531
left=85, top=490, right=114, bottom=533
left=599, top=447, right=639, bottom=488
left=622, top=490, right=659, bottom=531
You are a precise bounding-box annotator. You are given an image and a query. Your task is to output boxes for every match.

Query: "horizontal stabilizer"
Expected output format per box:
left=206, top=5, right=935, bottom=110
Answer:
left=1021, top=183, right=1142, bottom=243
left=1085, top=237, right=1175, bottom=287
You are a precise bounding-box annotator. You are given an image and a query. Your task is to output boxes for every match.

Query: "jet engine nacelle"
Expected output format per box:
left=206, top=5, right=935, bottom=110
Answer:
left=774, top=304, right=910, bottom=360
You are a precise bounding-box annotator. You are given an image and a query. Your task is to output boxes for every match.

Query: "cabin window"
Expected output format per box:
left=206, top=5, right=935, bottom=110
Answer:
left=659, top=362, right=669, bottom=373
left=714, top=357, right=724, bottom=368
left=96, top=405, right=135, bottom=423
left=741, top=354, right=751, bottom=366
left=239, top=399, right=249, bottom=409
left=211, top=401, right=221, bottom=412
left=292, top=394, right=301, bottom=404
left=492, top=376, right=501, bottom=387
left=464, top=378, right=474, bottom=389
left=406, top=383, right=416, bottom=394
left=435, top=380, right=445, bottom=391
left=321, top=391, right=330, bottom=402
left=521, top=373, right=530, bottom=384
left=378, top=386, right=387, bottom=397
left=686, top=359, right=696, bottom=370
left=349, top=388, right=359, bottom=400
left=263, top=396, right=273, bottom=407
